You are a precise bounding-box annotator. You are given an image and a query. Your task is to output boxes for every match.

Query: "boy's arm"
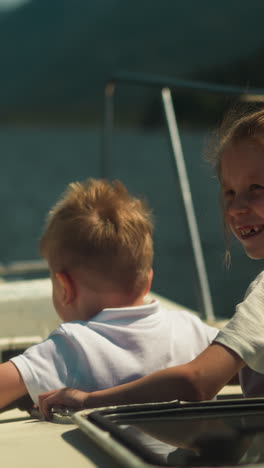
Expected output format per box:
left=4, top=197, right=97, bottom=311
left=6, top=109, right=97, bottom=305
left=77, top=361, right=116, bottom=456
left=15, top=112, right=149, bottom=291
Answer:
left=39, top=343, right=244, bottom=420
left=0, top=361, right=27, bottom=409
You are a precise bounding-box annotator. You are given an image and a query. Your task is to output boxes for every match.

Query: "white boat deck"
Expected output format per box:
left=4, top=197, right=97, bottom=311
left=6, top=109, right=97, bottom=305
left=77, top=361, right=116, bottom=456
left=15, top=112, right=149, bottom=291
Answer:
left=0, top=408, right=122, bottom=468
left=0, top=387, right=242, bottom=468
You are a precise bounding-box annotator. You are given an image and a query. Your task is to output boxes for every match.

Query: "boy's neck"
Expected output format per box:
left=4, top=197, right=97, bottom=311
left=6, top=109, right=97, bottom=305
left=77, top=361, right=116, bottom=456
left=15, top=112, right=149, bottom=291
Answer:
left=57, top=267, right=153, bottom=322
left=77, top=291, right=146, bottom=321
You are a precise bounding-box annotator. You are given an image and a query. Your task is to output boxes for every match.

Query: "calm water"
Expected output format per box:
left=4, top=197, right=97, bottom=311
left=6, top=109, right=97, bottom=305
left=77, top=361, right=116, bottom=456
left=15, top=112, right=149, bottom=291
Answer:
left=0, top=125, right=261, bottom=319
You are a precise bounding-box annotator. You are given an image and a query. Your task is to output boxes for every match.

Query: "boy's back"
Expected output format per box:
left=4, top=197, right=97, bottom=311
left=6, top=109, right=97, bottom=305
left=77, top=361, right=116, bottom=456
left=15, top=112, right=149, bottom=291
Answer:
left=11, top=300, right=218, bottom=404
left=0, top=178, right=217, bottom=409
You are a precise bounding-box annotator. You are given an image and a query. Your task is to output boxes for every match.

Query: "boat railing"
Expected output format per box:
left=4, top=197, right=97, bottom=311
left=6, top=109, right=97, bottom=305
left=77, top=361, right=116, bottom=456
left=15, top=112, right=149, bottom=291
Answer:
left=102, top=72, right=264, bottom=322
left=0, top=259, right=48, bottom=277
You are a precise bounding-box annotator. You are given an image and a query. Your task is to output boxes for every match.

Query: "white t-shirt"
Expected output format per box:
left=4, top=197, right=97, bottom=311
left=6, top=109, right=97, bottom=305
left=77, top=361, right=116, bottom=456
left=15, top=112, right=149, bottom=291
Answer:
left=214, top=271, right=264, bottom=396
left=11, top=300, right=218, bottom=405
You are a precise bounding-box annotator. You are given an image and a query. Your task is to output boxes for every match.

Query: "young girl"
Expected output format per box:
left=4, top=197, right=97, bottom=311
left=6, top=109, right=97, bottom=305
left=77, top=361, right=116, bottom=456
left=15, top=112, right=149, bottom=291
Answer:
left=39, top=107, right=264, bottom=419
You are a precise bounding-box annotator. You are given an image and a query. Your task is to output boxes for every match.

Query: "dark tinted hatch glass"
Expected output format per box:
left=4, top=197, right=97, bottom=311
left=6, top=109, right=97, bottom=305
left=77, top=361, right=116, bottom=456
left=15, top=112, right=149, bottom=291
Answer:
left=89, top=399, right=264, bottom=466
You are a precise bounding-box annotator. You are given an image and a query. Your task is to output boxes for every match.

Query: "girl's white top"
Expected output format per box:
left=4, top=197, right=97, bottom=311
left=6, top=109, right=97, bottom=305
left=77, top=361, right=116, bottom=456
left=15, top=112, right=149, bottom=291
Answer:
left=215, top=270, right=264, bottom=396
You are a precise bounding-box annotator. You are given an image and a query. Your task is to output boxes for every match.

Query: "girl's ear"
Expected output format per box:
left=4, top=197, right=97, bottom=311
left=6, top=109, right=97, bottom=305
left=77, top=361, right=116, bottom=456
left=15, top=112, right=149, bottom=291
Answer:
left=56, top=272, right=76, bottom=305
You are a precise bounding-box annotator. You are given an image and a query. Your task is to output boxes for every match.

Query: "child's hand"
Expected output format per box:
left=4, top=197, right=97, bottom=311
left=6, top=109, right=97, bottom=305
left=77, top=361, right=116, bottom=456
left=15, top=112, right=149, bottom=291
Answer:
left=38, top=388, right=89, bottom=420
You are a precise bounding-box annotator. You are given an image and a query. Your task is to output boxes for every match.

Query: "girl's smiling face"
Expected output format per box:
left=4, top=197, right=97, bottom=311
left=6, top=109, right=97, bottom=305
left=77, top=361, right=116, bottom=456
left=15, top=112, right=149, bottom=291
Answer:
left=221, top=139, right=264, bottom=259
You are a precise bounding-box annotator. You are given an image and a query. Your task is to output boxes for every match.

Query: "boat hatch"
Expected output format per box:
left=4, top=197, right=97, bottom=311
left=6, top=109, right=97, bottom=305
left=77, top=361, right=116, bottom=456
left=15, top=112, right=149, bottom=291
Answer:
left=74, top=398, right=264, bottom=467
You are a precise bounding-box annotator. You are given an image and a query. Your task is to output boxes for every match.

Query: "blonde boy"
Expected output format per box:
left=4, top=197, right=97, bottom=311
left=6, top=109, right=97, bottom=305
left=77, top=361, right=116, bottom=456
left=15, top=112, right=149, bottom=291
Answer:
left=0, top=179, right=217, bottom=409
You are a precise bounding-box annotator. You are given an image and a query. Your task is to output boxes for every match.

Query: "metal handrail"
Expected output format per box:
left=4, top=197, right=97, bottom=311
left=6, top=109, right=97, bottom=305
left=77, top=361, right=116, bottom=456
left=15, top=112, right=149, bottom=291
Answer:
left=161, top=87, right=214, bottom=321
left=104, top=71, right=264, bottom=95
left=102, top=72, right=264, bottom=321
left=0, top=259, right=48, bottom=277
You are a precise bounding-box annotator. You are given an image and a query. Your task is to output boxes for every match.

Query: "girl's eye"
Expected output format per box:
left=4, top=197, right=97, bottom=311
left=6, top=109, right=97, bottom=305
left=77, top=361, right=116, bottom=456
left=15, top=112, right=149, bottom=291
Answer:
left=250, top=184, right=264, bottom=191
left=223, top=189, right=234, bottom=198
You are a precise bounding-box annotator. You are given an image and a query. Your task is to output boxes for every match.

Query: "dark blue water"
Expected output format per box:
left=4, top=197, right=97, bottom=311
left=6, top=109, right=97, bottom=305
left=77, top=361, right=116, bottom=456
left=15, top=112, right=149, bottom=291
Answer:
left=0, top=125, right=261, bottom=319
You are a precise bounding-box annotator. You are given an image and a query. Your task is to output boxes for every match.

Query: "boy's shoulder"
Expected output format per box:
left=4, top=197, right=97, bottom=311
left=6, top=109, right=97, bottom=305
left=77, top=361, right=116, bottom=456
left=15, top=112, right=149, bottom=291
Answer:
left=159, top=304, right=200, bottom=321
left=49, top=320, right=91, bottom=338
left=159, top=304, right=216, bottom=327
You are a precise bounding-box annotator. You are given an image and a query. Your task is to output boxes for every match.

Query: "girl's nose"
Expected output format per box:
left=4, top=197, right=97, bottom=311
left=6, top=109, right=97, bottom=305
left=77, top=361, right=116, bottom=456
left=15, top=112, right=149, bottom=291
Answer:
left=226, top=196, right=249, bottom=216
left=226, top=194, right=249, bottom=216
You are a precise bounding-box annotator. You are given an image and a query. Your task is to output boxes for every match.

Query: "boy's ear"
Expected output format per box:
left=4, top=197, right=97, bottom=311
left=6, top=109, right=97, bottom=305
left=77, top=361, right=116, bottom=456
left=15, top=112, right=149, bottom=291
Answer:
left=56, top=272, right=76, bottom=305
left=143, top=269, right=153, bottom=296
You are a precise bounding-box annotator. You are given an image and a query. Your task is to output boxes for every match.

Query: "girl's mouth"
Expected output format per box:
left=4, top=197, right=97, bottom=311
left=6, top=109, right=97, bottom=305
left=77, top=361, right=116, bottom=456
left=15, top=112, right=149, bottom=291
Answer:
left=238, top=225, right=264, bottom=239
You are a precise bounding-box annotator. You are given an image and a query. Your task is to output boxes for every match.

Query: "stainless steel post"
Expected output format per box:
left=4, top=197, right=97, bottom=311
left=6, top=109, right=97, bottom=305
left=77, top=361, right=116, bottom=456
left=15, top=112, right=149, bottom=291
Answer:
left=102, top=81, right=115, bottom=178
left=161, top=87, right=215, bottom=321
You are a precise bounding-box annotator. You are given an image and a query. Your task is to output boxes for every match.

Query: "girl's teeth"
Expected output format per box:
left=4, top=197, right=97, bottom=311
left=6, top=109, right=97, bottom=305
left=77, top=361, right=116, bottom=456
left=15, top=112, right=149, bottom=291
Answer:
left=240, top=226, right=262, bottom=236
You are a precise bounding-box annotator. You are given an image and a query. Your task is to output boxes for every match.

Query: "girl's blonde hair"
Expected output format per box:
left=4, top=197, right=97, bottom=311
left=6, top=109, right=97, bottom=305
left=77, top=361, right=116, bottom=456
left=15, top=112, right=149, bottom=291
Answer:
left=207, top=105, right=264, bottom=265
left=40, top=178, right=153, bottom=295
left=208, top=105, right=264, bottom=175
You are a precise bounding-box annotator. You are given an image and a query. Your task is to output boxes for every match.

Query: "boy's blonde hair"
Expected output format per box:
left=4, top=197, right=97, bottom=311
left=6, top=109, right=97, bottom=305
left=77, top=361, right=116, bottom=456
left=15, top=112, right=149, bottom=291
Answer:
left=40, top=179, right=153, bottom=295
